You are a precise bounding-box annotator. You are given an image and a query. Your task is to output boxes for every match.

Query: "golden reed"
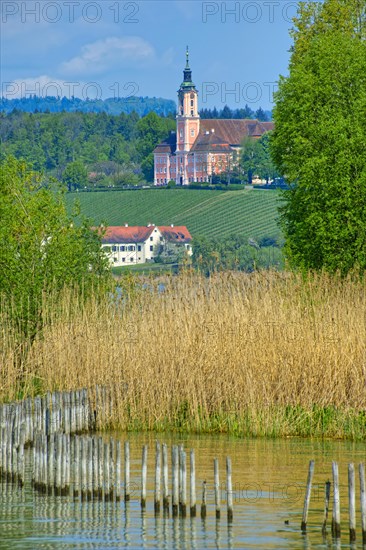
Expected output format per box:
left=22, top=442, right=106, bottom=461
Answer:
left=1, top=270, right=365, bottom=439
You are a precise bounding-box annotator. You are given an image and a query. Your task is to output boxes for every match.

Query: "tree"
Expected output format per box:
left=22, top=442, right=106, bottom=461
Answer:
left=136, top=112, right=175, bottom=161
left=240, top=137, right=262, bottom=183
left=256, top=133, right=279, bottom=183
left=62, top=160, right=88, bottom=191
left=0, top=157, right=111, bottom=340
left=271, top=0, right=366, bottom=274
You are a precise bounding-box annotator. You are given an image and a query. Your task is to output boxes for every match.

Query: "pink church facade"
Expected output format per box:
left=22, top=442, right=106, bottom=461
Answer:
left=154, top=49, right=274, bottom=186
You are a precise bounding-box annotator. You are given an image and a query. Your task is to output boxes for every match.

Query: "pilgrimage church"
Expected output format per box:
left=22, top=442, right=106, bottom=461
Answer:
left=154, top=49, right=274, bottom=185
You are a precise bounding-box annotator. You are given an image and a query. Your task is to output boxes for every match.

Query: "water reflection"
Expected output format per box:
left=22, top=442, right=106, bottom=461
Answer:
left=1, top=434, right=366, bottom=549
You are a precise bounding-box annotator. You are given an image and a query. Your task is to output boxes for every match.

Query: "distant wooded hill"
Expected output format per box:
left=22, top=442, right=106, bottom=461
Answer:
left=0, top=96, right=272, bottom=121
left=0, top=96, right=176, bottom=117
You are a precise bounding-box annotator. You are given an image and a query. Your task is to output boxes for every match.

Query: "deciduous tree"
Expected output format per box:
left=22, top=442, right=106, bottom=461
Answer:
left=271, top=0, right=366, bottom=274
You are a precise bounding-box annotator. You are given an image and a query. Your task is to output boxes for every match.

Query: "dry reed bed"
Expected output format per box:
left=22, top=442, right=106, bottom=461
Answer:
left=1, top=271, right=365, bottom=438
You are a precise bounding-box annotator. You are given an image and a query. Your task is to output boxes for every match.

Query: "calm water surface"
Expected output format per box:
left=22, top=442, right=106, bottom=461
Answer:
left=1, top=433, right=365, bottom=549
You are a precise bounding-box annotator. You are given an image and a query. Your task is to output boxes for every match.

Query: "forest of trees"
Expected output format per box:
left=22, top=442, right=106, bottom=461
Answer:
left=192, top=234, right=283, bottom=273
left=0, top=110, right=175, bottom=185
left=0, top=96, right=176, bottom=117
left=200, top=104, right=271, bottom=121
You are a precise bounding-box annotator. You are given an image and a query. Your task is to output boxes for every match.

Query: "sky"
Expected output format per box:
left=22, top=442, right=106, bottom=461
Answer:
left=1, top=0, right=298, bottom=110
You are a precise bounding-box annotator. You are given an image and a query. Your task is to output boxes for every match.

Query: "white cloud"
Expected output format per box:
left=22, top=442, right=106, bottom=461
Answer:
left=60, top=36, right=155, bottom=76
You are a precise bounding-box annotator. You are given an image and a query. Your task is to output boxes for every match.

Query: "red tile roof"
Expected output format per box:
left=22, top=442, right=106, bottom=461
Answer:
left=190, top=132, right=232, bottom=153
left=153, top=119, right=273, bottom=155
left=102, top=226, right=154, bottom=244
left=200, top=119, right=274, bottom=145
left=158, top=226, right=192, bottom=243
left=101, top=225, right=192, bottom=244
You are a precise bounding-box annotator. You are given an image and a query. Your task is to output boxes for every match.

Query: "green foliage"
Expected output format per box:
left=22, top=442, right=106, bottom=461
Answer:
left=0, top=110, right=174, bottom=185
left=271, top=0, right=366, bottom=274
left=192, top=234, right=283, bottom=273
left=0, top=157, right=111, bottom=339
left=154, top=242, right=188, bottom=264
left=240, top=134, right=279, bottom=183
left=65, top=188, right=283, bottom=241
left=62, top=160, right=88, bottom=191
left=0, top=96, right=176, bottom=116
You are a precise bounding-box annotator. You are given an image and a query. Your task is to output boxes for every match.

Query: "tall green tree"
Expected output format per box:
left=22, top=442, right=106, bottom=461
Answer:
left=271, top=0, right=366, bottom=274
left=0, top=157, right=110, bottom=339
left=240, top=137, right=262, bottom=183
left=62, top=160, right=88, bottom=191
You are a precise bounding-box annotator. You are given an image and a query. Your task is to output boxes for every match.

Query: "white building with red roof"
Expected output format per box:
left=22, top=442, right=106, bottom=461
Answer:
left=153, top=48, right=273, bottom=185
left=101, top=224, right=192, bottom=265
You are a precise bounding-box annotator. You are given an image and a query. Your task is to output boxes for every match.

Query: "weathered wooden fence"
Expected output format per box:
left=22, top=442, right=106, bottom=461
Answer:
left=301, top=459, right=366, bottom=544
left=0, top=387, right=234, bottom=521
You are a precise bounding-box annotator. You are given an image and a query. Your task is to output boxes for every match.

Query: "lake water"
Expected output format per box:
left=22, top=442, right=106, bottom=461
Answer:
left=1, top=433, right=365, bottom=549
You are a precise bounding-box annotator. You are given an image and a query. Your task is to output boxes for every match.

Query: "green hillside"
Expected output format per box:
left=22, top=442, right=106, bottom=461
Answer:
left=65, top=188, right=283, bottom=240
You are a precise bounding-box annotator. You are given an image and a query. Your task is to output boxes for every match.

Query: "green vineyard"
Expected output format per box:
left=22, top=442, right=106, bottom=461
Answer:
left=65, top=188, right=283, bottom=240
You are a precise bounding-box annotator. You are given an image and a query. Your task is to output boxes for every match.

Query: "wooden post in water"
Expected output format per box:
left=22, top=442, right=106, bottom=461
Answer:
left=172, top=445, right=179, bottom=518
left=141, top=445, right=148, bottom=510
left=301, top=459, right=315, bottom=532
left=200, top=480, right=207, bottom=519
left=322, top=480, right=331, bottom=536
left=98, top=437, right=103, bottom=500
left=181, top=450, right=187, bottom=518
left=92, top=437, right=99, bottom=499
left=124, top=441, right=130, bottom=502
left=360, top=463, right=366, bottom=545
left=332, top=461, right=341, bottom=538
left=87, top=437, right=93, bottom=500
left=55, top=434, right=62, bottom=496
left=348, top=463, right=356, bottom=543
left=81, top=436, right=87, bottom=501
left=226, top=457, right=233, bottom=522
left=190, top=449, right=196, bottom=518
left=104, top=442, right=110, bottom=501
left=109, top=438, right=115, bottom=502
left=162, top=443, right=169, bottom=514
left=73, top=436, right=80, bottom=498
left=178, top=444, right=183, bottom=514
left=115, top=440, right=121, bottom=502
left=154, top=441, right=161, bottom=515
left=214, top=458, right=220, bottom=519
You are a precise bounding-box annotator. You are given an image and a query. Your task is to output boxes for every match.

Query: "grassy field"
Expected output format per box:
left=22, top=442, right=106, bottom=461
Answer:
left=2, top=271, right=365, bottom=440
left=65, top=188, right=283, bottom=240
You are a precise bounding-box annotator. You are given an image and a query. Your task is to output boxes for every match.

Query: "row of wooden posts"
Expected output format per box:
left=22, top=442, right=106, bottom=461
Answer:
left=3, top=430, right=234, bottom=520
left=32, top=436, right=234, bottom=519
left=0, top=386, right=114, bottom=446
left=301, top=459, right=366, bottom=544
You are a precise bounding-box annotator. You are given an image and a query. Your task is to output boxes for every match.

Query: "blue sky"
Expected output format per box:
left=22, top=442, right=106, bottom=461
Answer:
left=1, top=1, right=298, bottom=110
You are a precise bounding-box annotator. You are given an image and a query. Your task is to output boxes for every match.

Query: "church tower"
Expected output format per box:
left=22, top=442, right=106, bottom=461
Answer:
left=176, top=47, right=200, bottom=184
